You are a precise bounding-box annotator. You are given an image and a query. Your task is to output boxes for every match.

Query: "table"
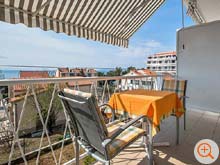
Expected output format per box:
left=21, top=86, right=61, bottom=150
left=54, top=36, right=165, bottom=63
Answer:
left=108, top=89, right=183, bottom=164
left=108, top=89, right=183, bottom=136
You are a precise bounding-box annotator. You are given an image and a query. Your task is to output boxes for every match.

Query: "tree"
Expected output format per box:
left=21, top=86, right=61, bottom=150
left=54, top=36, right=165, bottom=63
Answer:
left=97, top=71, right=105, bottom=76
left=114, top=67, right=123, bottom=76
left=106, top=70, right=116, bottom=76
left=27, top=84, right=62, bottom=134
left=127, top=66, right=136, bottom=72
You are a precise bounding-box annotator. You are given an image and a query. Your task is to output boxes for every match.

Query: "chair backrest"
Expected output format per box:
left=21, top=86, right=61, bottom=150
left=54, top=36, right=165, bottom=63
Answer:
left=58, top=89, right=108, bottom=155
left=161, top=79, right=187, bottom=107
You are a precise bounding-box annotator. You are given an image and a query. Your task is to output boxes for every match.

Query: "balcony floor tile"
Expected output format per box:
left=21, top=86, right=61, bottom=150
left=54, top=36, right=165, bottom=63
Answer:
left=94, top=109, right=220, bottom=165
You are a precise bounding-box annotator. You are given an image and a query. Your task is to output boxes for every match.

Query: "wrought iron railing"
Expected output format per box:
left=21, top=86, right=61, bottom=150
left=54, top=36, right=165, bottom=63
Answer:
left=0, top=75, right=163, bottom=165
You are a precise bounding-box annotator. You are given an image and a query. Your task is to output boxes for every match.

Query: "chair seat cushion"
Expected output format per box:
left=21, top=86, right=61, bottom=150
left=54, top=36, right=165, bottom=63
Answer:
left=107, top=121, right=145, bottom=157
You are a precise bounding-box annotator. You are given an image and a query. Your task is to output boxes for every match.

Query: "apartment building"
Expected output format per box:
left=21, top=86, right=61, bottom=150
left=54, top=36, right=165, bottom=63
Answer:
left=146, top=51, right=176, bottom=75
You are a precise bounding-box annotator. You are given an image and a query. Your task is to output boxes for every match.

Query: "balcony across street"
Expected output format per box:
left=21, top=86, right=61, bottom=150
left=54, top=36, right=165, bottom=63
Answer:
left=0, top=0, right=220, bottom=164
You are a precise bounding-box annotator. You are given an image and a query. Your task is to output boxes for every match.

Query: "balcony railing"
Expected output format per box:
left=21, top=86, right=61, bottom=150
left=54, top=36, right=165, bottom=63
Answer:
left=0, top=75, right=164, bottom=165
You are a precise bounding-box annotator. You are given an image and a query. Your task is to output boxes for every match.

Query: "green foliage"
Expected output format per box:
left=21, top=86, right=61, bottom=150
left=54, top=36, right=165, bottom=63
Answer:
left=127, top=66, right=136, bottom=72
left=97, top=71, right=105, bottom=76
left=106, top=67, right=123, bottom=76
left=27, top=84, right=62, bottom=133
left=106, top=66, right=136, bottom=76
left=83, top=155, right=96, bottom=165
left=114, top=67, right=123, bottom=76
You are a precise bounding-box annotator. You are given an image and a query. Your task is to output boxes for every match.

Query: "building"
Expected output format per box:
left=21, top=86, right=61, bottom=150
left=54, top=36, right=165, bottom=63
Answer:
left=146, top=51, right=176, bottom=75
left=121, top=69, right=157, bottom=90
left=85, top=68, right=97, bottom=77
left=13, top=71, right=49, bottom=96
left=20, top=71, right=49, bottom=78
left=56, top=68, right=97, bottom=78
left=55, top=68, right=70, bottom=77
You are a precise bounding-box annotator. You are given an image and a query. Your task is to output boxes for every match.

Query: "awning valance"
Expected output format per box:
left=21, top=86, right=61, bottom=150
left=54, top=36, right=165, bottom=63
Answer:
left=0, top=0, right=164, bottom=47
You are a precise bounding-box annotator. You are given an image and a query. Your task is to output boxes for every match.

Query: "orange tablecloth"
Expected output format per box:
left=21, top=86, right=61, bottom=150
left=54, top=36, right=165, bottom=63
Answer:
left=108, top=89, right=183, bottom=135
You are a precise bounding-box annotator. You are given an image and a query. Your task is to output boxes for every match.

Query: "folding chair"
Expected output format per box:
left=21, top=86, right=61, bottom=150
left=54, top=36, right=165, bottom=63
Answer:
left=58, top=89, right=153, bottom=165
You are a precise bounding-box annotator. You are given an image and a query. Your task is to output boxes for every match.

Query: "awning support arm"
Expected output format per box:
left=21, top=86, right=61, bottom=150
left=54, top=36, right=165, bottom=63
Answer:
left=32, top=0, right=53, bottom=16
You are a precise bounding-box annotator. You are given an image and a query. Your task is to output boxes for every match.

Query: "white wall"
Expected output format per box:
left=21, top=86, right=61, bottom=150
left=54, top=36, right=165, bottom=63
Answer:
left=177, top=20, right=220, bottom=112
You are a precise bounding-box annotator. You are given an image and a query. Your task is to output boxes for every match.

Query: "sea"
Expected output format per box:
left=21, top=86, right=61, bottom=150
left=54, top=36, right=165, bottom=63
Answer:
left=0, top=68, right=113, bottom=79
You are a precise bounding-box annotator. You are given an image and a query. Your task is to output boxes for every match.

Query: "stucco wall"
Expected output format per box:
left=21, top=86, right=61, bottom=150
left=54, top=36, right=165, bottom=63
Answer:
left=177, top=20, right=220, bottom=112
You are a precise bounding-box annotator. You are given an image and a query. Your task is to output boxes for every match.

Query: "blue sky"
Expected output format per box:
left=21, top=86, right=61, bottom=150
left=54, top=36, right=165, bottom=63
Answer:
left=0, top=0, right=194, bottom=69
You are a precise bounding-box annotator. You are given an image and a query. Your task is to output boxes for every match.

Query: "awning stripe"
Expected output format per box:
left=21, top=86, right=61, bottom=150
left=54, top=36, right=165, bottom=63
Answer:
left=100, top=0, right=131, bottom=33
left=0, top=0, right=165, bottom=47
left=123, top=0, right=163, bottom=39
left=116, top=0, right=156, bottom=37
left=107, top=0, right=141, bottom=35
left=91, top=0, right=116, bottom=30
left=121, top=0, right=162, bottom=38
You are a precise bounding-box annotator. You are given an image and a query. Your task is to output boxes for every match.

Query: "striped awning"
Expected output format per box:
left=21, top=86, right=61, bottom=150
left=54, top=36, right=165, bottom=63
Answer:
left=0, top=0, right=165, bottom=47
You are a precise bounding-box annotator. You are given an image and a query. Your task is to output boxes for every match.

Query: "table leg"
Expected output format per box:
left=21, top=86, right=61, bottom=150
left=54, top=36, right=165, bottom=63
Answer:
left=147, top=119, right=153, bottom=165
left=176, top=116, right=179, bottom=145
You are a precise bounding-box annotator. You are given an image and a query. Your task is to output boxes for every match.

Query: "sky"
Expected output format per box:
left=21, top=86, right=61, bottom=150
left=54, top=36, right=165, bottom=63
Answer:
left=0, top=0, right=194, bottom=69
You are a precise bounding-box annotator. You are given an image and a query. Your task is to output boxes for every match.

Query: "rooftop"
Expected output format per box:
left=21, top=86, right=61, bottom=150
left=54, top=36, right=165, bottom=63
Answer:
left=20, top=71, right=49, bottom=79
left=149, top=51, right=176, bottom=57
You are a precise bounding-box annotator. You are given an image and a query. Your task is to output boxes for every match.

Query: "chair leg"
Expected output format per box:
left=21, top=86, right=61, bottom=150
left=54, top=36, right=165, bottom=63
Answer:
left=144, top=119, right=153, bottom=165
left=75, top=138, right=79, bottom=165
left=105, top=161, right=110, bottom=165
left=176, top=117, right=179, bottom=145
left=184, top=111, right=186, bottom=130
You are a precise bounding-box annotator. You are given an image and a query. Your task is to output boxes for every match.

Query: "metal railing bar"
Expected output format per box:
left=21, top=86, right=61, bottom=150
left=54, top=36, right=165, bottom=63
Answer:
left=58, top=120, right=68, bottom=165
left=8, top=87, right=30, bottom=165
left=57, top=85, right=77, bottom=151
left=0, top=75, right=163, bottom=86
left=63, top=152, right=88, bottom=165
left=106, top=81, right=111, bottom=101
left=101, top=80, right=107, bottom=104
left=31, top=85, right=58, bottom=164
left=36, top=84, right=57, bottom=164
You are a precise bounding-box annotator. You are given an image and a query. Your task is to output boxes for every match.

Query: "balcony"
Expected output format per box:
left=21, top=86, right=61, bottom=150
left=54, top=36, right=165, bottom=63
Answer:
left=0, top=0, right=219, bottom=164
left=0, top=75, right=162, bottom=164
left=0, top=75, right=219, bottom=164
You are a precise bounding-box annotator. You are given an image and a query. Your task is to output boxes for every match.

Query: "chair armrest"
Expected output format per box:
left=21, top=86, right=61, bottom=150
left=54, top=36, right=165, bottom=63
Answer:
left=179, top=96, right=189, bottom=100
left=102, top=115, right=146, bottom=147
left=99, top=103, right=115, bottom=121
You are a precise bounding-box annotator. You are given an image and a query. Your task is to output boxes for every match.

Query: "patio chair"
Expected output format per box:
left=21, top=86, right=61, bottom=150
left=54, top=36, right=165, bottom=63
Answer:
left=161, top=79, right=188, bottom=128
left=161, top=79, right=188, bottom=144
left=58, top=89, right=153, bottom=165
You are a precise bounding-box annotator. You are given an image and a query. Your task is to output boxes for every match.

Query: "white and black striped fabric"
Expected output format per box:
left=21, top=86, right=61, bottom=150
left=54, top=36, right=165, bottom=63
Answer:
left=0, top=0, right=165, bottom=47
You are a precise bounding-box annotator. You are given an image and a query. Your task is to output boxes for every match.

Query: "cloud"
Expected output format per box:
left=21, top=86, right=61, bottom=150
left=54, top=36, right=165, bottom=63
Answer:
left=0, top=55, right=7, bottom=59
left=117, top=40, right=170, bottom=57
left=0, top=22, right=173, bottom=69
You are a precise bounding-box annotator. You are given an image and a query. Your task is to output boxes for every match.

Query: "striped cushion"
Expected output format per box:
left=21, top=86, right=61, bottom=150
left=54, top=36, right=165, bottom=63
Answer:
left=162, top=79, right=187, bottom=98
left=104, top=108, right=138, bottom=121
left=107, top=120, right=125, bottom=137
left=64, top=88, right=108, bottom=136
left=64, top=88, right=91, bottom=98
left=107, top=121, right=145, bottom=157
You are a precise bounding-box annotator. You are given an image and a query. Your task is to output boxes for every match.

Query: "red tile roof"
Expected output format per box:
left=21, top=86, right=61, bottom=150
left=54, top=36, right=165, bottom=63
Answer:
left=163, top=72, right=174, bottom=80
left=58, top=68, right=69, bottom=73
left=70, top=68, right=81, bottom=73
left=20, top=71, right=49, bottom=78
left=131, top=70, right=142, bottom=76
left=142, top=69, right=157, bottom=76
left=88, top=69, right=97, bottom=74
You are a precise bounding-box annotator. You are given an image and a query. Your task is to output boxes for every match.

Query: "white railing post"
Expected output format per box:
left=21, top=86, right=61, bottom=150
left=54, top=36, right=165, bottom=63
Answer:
left=36, top=83, right=57, bottom=164
left=31, top=85, right=58, bottom=165
left=8, top=86, right=30, bottom=165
